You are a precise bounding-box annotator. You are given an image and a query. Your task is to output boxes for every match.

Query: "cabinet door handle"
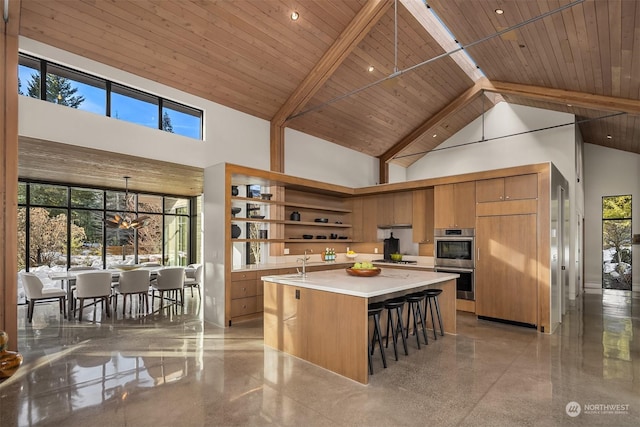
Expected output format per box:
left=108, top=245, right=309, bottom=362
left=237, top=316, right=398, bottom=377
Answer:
left=477, top=248, right=480, bottom=261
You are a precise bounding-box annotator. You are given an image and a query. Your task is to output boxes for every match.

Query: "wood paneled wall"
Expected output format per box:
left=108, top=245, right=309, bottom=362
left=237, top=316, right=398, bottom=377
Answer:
left=1, top=0, right=20, bottom=349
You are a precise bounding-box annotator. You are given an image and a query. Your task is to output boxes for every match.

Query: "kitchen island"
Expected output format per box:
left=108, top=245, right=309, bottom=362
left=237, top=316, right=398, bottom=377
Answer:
left=261, top=269, right=458, bottom=384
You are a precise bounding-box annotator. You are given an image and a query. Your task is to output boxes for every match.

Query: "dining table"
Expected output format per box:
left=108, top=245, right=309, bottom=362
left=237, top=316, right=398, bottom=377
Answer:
left=48, top=265, right=194, bottom=319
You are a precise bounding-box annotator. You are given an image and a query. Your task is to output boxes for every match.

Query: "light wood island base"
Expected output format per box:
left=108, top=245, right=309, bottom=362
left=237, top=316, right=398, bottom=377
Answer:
left=263, top=282, right=368, bottom=384
left=262, top=270, right=458, bottom=384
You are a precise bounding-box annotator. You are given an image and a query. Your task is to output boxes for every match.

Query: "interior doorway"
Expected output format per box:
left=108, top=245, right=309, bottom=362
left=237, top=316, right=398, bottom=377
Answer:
left=602, top=195, right=632, bottom=290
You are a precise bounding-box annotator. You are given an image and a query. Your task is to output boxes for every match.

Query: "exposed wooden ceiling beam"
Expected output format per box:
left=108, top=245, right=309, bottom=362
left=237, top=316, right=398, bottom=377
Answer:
left=482, top=80, right=640, bottom=116
left=271, top=0, right=393, bottom=127
left=379, top=77, right=489, bottom=165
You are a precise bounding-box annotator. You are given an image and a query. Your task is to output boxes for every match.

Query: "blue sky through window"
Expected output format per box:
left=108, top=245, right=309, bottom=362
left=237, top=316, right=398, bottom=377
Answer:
left=18, top=61, right=203, bottom=140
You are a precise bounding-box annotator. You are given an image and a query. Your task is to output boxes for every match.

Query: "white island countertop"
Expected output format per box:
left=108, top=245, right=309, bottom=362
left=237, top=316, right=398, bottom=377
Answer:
left=261, top=268, right=458, bottom=298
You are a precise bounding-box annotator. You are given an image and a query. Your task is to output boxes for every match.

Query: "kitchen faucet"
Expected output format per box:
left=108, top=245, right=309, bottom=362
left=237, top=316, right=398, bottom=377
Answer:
left=297, top=249, right=312, bottom=277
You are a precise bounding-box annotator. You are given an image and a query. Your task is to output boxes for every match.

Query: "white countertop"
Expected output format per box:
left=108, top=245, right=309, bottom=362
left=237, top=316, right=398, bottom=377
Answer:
left=233, top=260, right=434, bottom=272
left=261, top=268, right=458, bottom=298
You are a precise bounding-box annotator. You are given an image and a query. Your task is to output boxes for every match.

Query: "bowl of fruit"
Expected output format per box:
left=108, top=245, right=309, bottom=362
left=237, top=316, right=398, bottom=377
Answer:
left=346, top=250, right=358, bottom=259
left=346, top=261, right=381, bottom=277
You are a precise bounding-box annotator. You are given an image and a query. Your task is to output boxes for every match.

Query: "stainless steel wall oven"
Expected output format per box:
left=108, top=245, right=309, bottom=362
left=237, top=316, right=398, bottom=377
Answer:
left=434, top=228, right=475, bottom=300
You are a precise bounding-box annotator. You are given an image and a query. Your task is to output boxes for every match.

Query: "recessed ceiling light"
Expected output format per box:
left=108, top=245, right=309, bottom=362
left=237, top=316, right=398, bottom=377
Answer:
left=432, top=134, right=437, bottom=138
left=567, top=104, right=572, bottom=107
left=495, top=9, right=504, bottom=15
left=367, top=65, right=375, bottom=72
left=607, top=135, right=612, bottom=139
left=290, top=11, right=299, bottom=21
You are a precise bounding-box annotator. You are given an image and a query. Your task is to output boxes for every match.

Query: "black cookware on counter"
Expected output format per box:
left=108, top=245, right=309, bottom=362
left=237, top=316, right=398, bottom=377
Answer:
left=383, top=232, right=400, bottom=260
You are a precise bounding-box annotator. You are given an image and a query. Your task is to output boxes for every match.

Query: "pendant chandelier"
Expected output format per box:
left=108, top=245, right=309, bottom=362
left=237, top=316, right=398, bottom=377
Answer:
left=105, top=176, right=150, bottom=229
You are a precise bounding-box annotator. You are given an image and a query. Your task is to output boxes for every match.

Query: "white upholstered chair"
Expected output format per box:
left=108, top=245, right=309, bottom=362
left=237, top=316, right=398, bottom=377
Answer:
left=74, top=271, right=113, bottom=321
left=21, top=272, right=67, bottom=322
left=151, top=267, right=185, bottom=311
left=113, top=269, right=151, bottom=316
left=67, top=266, right=100, bottom=307
left=184, top=264, right=203, bottom=298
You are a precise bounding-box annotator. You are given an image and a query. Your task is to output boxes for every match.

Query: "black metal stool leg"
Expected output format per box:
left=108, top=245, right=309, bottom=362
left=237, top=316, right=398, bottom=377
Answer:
left=372, top=311, right=387, bottom=368
left=434, top=296, right=444, bottom=336
left=427, top=297, right=438, bottom=340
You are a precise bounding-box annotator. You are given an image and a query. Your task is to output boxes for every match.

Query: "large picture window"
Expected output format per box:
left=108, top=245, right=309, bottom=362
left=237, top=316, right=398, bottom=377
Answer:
left=18, top=53, right=203, bottom=140
left=602, top=195, right=632, bottom=290
left=17, top=180, right=195, bottom=276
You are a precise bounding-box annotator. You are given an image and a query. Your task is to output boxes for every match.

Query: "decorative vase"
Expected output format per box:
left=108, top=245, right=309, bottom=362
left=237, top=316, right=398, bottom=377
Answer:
left=0, top=331, right=23, bottom=382
left=231, top=224, right=242, bottom=239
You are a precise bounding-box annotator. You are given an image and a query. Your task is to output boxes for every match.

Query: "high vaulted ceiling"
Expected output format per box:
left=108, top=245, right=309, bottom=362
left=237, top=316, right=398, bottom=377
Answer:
left=16, top=0, right=640, bottom=192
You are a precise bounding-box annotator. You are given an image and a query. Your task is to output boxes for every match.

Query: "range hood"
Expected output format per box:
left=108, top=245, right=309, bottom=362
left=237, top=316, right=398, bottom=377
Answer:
left=377, top=224, right=412, bottom=229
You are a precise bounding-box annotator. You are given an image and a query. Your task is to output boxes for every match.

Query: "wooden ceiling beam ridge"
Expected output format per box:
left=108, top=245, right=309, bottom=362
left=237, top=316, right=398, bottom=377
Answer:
left=271, top=0, right=393, bottom=127
left=482, top=80, right=640, bottom=116
left=379, top=77, right=489, bottom=164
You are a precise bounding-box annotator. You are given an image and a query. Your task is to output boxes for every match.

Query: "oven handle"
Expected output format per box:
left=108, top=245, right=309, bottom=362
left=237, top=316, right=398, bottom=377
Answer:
left=434, top=237, right=474, bottom=241
left=434, top=266, right=474, bottom=274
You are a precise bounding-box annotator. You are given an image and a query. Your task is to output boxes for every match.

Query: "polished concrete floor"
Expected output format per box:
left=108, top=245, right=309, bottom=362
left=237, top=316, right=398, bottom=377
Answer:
left=1, top=290, right=639, bottom=426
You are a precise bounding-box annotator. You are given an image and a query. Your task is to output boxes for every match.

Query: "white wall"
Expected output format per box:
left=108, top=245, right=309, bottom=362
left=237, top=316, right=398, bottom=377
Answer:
left=203, top=163, right=226, bottom=326
left=583, top=143, right=640, bottom=291
left=284, top=128, right=379, bottom=187
left=407, top=102, right=583, bottom=299
left=388, top=163, right=408, bottom=184
left=406, top=103, right=576, bottom=181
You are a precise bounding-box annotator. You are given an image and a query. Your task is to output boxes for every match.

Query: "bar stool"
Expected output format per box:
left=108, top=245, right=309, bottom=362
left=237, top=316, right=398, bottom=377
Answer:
left=423, top=289, right=444, bottom=339
left=405, top=292, right=428, bottom=348
left=368, top=301, right=387, bottom=374
left=384, top=296, right=408, bottom=360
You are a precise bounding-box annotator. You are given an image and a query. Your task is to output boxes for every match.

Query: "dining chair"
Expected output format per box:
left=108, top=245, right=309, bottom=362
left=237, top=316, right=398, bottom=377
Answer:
left=67, top=266, right=100, bottom=307
left=184, top=264, right=203, bottom=298
left=113, top=269, right=151, bottom=316
left=74, top=271, right=113, bottom=322
left=21, top=272, right=67, bottom=323
left=151, top=267, right=185, bottom=311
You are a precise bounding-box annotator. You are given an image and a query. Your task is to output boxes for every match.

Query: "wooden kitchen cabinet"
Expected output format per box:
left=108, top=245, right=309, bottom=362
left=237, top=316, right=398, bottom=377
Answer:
left=475, top=214, right=538, bottom=325
left=412, top=188, right=434, bottom=243
left=393, top=191, right=413, bottom=224
left=376, top=191, right=412, bottom=226
left=434, top=181, right=475, bottom=229
left=230, top=270, right=261, bottom=323
left=376, top=193, right=394, bottom=226
left=263, top=280, right=368, bottom=383
left=476, top=174, right=537, bottom=203
left=352, top=195, right=378, bottom=242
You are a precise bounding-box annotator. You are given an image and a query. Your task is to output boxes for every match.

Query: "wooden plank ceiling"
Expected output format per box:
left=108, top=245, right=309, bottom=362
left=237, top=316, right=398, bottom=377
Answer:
left=16, top=0, right=640, bottom=189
